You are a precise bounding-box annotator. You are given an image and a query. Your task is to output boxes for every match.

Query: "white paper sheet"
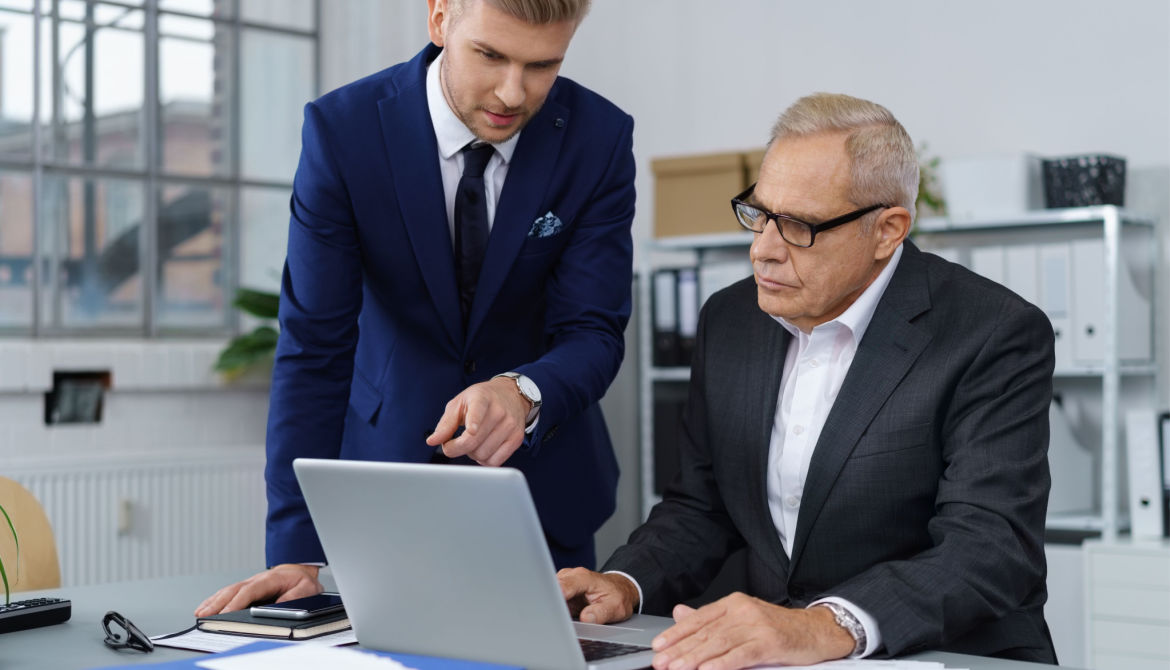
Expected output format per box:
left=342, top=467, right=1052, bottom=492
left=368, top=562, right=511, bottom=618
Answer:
left=151, top=625, right=358, bottom=653
left=195, top=644, right=414, bottom=670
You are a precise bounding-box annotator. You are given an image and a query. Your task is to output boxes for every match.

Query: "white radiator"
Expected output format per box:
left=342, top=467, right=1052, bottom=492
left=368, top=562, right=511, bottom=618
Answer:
left=8, top=451, right=267, bottom=587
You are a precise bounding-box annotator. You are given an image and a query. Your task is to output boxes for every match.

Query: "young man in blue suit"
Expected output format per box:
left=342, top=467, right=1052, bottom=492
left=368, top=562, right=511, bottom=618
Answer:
left=197, top=0, right=634, bottom=615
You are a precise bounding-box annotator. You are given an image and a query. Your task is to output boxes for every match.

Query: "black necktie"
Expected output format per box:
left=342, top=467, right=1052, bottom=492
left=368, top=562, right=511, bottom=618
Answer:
left=455, top=143, right=494, bottom=326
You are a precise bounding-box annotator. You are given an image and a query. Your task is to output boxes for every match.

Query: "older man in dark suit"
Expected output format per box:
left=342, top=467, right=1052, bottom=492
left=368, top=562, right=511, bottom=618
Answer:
left=560, top=93, right=1056, bottom=669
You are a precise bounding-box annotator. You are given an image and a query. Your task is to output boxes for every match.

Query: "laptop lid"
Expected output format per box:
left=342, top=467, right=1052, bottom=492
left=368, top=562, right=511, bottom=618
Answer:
left=293, top=459, right=667, bottom=670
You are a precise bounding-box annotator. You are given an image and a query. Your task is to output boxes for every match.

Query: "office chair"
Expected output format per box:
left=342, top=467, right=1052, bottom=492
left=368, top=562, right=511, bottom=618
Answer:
left=0, top=477, right=61, bottom=591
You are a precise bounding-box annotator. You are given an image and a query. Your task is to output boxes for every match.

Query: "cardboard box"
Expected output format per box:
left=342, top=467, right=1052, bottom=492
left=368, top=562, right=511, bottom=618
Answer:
left=652, top=152, right=746, bottom=238
left=744, top=148, right=768, bottom=185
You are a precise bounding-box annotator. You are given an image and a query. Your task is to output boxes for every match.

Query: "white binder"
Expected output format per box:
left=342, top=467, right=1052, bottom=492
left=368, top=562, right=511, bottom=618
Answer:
left=1124, top=409, right=1166, bottom=538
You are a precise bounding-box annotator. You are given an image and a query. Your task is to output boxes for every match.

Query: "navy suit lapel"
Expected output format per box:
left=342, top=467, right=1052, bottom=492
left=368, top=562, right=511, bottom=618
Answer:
left=377, top=45, right=463, bottom=349
left=788, top=244, right=933, bottom=571
left=465, top=100, right=569, bottom=344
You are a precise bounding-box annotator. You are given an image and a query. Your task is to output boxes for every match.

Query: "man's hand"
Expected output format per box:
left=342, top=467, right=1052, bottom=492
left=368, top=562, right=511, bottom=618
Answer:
left=557, top=567, right=640, bottom=624
left=194, top=564, right=323, bottom=617
left=426, top=377, right=531, bottom=466
left=648, top=593, right=855, bottom=670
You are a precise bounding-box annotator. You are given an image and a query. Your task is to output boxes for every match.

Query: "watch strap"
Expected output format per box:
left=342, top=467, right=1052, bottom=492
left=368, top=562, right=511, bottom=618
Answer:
left=817, top=602, right=866, bottom=657
left=493, top=372, right=541, bottom=425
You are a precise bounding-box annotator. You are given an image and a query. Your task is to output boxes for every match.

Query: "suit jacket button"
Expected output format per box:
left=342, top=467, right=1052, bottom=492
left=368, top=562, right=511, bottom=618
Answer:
left=464, top=360, right=476, bottom=374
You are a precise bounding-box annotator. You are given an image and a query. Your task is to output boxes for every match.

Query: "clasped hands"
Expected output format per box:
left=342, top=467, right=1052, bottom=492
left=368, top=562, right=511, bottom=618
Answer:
left=556, top=568, right=855, bottom=670
left=426, top=376, right=533, bottom=467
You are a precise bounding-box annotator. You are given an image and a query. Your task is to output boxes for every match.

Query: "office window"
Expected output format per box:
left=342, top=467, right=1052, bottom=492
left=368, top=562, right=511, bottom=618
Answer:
left=0, top=8, right=36, bottom=161
left=0, top=171, right=33, bottom=329
left=39, top=174, right=145, bottom=328
left=0, top=0, right=317, bottom=335
left=240, top=0, right=312, bottom=32
left=159, top=10, right=233, bottom=177
left=238, top=185, right=286, bottom=291
left=156, top=181, right=229, bottom=329
left=239, top=28, right=311, bottom=183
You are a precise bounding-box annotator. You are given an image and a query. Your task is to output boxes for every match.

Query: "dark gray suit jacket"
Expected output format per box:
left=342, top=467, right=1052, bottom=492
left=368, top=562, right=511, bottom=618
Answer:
left=606, top=241, right=1056, bottom=662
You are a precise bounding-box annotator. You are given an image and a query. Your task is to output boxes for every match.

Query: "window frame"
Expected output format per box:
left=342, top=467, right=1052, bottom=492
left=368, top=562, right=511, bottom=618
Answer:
left=0, top=0, right=319, bottom=337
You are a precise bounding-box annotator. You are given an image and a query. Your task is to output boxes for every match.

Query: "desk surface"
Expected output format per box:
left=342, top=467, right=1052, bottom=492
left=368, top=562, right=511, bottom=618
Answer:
left=8, top=572, right=1077, bottom=670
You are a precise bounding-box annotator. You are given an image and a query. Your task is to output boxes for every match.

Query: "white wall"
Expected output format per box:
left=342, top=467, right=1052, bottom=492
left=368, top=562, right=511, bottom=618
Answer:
left=320, top=0, right=430, bottom=91
left=0, top=340, right=269, bottom=466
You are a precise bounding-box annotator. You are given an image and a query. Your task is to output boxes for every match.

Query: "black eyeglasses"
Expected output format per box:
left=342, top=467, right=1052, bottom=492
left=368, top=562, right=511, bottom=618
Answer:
left=102, top=610, right=154, bottom=653
left=730, top=182, right=887, bottom=248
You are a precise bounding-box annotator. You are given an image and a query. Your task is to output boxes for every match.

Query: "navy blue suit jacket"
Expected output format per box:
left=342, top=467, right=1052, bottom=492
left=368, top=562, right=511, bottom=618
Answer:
left=264, top=45, right=634, bottom=567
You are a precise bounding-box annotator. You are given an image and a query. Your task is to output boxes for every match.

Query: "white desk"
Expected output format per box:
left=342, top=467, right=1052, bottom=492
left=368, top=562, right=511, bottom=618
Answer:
left=6, top=572, right=1080, bottom=669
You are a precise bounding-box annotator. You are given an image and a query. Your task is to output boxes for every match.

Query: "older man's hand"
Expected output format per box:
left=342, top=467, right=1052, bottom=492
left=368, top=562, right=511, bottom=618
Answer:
left=557, top=567, right=640, bottom=624
left=648, top=593, right=855, bottom=670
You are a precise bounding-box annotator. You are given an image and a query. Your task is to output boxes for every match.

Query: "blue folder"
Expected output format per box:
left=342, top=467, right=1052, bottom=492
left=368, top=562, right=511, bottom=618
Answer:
left=92, top=640, right=524, bottom=669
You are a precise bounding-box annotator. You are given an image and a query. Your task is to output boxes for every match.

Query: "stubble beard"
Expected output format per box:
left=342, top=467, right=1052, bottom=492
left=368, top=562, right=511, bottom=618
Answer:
left=440, top=54, right=534, bottom=144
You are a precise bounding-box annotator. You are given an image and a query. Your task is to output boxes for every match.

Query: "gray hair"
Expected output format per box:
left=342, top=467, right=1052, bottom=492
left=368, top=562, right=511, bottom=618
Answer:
left=451, top=0, right=591, bottom=24
left=770, top=93, right=919, bottom=225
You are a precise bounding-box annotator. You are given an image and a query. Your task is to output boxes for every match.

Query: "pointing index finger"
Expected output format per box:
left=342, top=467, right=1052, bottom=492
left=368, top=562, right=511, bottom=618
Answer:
left=427, top=396, right=467, bottom=446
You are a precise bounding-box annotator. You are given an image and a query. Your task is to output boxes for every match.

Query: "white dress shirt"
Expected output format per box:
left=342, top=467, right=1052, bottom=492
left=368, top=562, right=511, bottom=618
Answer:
left=767, top=243, right=903, bottom=657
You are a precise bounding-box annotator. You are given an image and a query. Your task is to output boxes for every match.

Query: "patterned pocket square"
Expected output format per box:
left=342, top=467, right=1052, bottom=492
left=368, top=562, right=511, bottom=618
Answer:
left=528, top=211, right=564, bottom=238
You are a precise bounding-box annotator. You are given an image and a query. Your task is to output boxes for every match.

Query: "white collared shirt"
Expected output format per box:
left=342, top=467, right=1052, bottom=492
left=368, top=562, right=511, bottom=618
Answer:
left=767, top=242, right=903, bottom=657
left=425, top=50, right=522, bottom=243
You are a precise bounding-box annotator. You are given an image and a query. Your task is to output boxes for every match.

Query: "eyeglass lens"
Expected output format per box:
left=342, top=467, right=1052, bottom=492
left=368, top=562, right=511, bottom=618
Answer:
left=735, top=205, right=814, bottom=246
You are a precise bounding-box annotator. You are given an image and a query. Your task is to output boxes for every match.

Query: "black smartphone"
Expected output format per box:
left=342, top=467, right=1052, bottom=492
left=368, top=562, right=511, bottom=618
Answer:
left=249, top=593, right=344, bottom=620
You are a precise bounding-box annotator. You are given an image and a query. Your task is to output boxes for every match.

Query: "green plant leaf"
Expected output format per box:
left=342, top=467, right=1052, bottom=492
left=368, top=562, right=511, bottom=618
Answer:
left=915, top=142, right=947, bottom=218
left=0, top=550, right=8, bottom=606
left=232, top=288, right=280, bottom=320
left=214, top=326, right=280, bottom=374
left=0, top=502, right=16, bottom=605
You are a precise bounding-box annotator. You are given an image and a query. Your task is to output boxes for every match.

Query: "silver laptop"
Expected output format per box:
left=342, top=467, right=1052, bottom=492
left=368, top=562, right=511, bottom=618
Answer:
left=294, top=458, right=671, bottom=670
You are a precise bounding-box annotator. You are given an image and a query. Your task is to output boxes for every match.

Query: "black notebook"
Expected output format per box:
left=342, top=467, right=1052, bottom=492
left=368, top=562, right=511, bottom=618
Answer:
left=196, top=609, right=350, bottom=640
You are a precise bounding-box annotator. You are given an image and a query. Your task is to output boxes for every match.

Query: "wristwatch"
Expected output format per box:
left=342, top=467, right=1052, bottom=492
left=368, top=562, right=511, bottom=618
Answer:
left=817, top=602, right=866, bottom=657
left=494, top=372, right=542, bottom=426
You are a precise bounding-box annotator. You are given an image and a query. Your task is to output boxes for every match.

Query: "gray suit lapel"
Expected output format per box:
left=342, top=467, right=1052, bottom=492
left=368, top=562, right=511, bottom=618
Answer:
left=788, top=244, right=933, bottom=571
left=737, top=303, right=793, bottom=577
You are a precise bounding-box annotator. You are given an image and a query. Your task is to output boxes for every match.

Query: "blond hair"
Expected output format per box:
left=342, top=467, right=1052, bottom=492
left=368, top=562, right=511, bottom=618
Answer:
left=451, top=0, right=591, bottom=24
left=770, top=93, right=919, bottom=224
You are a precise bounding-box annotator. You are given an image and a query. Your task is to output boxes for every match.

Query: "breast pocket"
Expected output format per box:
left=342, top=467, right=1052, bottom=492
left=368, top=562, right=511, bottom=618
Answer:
left=517, top=230, right=569, bottom=258
left=850, top=421, right=933, bottom=459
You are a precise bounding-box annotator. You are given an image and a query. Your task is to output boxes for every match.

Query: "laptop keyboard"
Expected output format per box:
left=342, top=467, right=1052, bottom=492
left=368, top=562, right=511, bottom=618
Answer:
left=579, top=638, right=651, bottom=661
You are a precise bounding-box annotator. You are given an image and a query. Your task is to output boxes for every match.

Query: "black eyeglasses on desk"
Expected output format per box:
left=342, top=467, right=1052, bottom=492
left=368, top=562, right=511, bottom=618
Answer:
left=102, top=610, right=154, bottom=653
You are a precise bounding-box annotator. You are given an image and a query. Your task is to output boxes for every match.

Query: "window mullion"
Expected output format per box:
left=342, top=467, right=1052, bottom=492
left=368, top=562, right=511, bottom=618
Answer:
left=228, top=0, right=241, bottom=336
left=31, top=0, right=44, bottom=335
left=143, top=0, right=159, bottom=336
left=48, top=0, right=63, bottom=330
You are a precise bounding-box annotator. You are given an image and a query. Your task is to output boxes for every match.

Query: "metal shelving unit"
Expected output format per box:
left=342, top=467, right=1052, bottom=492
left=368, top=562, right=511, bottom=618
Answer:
left=916, top=206, right=1159, bottom=539
left=637, top=233, right=754, bottom=518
